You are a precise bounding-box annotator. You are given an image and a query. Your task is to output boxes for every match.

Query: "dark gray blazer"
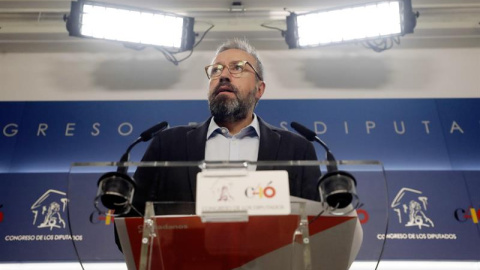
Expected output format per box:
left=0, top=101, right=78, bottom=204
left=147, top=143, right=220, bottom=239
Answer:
left=131, top=116, right=320, bottom=214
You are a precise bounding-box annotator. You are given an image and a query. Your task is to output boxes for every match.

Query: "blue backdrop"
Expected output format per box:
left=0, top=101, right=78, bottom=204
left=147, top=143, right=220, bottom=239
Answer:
left=0, top=98, right=479, bottom=262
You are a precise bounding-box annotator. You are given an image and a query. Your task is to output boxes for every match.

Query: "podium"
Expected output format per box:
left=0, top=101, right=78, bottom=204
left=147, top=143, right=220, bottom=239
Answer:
left=67, top=160, right=388, bottom=270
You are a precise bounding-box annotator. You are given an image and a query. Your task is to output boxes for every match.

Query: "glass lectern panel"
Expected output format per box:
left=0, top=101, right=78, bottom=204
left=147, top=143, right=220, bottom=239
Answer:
left=67, top=160, right=388, bottom=270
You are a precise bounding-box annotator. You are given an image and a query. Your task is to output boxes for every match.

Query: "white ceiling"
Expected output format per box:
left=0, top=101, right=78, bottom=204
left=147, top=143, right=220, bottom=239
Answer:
left=0, top=0, right=479, bottom=52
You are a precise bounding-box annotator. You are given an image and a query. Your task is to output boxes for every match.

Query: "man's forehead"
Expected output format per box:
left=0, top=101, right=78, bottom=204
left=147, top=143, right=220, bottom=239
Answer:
left=212, top=49, right=256, bottom=64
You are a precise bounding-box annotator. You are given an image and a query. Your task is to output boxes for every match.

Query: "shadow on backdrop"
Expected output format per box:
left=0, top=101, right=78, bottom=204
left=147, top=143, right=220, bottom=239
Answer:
left=301, top=57, right=390, bottom=89
left=270, top=54, right=433, bottom=90
left=93, top=57, right=181, bottom=90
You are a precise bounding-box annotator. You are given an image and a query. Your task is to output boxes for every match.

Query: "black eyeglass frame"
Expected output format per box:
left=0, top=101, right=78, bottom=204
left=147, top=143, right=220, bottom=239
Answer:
left=204, top=60, right=263, bottom=81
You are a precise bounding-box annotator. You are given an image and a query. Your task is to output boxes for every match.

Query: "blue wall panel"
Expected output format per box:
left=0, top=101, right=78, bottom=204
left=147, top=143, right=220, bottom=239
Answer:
left=0, top=98, right=479, bottom=262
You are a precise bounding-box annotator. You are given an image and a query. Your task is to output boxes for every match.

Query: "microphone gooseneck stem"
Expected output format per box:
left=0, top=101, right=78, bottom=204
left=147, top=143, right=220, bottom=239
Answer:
left=116, top=121, right=168, bottom=174
left=117, top=137, right=142, bottom=174
left=290, top=121, right=338, bottom=173
left=313, top=136, right=338, bottom=172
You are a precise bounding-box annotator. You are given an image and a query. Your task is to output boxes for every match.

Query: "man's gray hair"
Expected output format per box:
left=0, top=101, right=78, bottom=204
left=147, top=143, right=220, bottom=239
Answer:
left=215, top=38, right=264, bottom=81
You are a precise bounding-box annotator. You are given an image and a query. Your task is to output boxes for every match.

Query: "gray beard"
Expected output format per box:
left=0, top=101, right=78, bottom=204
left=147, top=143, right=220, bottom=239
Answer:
left=208, top=86, right=257, bottom=123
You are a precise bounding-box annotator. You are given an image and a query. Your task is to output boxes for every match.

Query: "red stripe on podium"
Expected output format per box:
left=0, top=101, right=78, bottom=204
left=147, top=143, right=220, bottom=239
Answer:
left=124, top=214, right=354, bottom=269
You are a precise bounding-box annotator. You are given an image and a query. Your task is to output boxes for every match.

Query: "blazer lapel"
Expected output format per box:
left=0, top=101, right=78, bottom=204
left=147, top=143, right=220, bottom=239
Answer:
left=257, top=117, right=281, bottom=170
left=186, top=119, right=210, bottom=200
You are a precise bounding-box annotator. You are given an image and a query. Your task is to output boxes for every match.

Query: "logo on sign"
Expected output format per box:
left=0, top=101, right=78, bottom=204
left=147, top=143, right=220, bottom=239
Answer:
left=245, top=181, right=276, bottom=199
left=391, top=187, right=434, bottom=229
left=31, top=189, right=68, bottom=231
left=210, top=181, right=235, bottom=202
left=217, top=186, right=234, bottom=202
left=454, top=207, right=479, bottom=224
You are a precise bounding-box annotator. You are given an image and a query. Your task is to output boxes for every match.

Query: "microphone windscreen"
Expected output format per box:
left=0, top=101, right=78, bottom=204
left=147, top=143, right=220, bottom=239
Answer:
left=140, top=121, right=168, bottom=141
left=291, top=122, right=317, bottom=141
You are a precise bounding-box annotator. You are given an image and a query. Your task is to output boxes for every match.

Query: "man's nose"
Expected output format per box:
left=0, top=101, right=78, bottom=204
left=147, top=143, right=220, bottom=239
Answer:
left=219, top=73, right=231, bottom=83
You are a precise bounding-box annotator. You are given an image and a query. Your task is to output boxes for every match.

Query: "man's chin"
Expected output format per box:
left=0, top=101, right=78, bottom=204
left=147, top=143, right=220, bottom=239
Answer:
left=212, top=94, right=236, bottom=106
left=213, top=92, right=236, bottom=102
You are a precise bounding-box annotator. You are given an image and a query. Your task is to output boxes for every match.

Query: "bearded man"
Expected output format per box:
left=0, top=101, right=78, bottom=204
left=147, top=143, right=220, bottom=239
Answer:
left=130, top=39, right=320, bottom=215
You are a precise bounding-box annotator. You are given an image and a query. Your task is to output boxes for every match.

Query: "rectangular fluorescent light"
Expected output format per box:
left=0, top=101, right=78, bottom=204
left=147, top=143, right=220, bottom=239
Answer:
left=286, top=0, right=410, bottom=48
left=67, top=1, right=195, bottom=51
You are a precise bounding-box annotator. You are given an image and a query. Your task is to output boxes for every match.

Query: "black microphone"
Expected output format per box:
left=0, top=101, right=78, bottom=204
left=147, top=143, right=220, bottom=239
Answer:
left=291, top=121, right=357, bottom=212
left=118, top=121, right=168, bottom=171
left=96, top=121, right=168, bottom=214
left=139, top=121, right=169, bottom=141
left=291, top=121, right=337, bottom=172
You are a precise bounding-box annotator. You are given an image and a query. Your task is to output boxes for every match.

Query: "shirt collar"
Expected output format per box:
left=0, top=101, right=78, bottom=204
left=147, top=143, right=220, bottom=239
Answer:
left=207, top=114, right=260, bottom=139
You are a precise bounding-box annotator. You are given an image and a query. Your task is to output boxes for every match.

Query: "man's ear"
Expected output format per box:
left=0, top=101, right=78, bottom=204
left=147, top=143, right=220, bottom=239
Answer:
left=256, top=81, right=266, bottom=99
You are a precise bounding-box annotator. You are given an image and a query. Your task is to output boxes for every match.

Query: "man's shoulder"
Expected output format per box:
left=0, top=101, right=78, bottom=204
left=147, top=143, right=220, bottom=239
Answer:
left=158, top=122, right=200, bottom=136
left=259, top=118, right=310, bottom=145
left=165, top=124, right=198, bottom=132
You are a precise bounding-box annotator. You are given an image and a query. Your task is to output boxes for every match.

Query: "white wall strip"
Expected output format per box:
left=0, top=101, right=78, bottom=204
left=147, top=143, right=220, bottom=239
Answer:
left=0, top=261, right=479, bottom=270
left=0, top=262, right=127, bottom=270
left=0, top=48, right=479, bottom=101
left=351, top=261, right=480, bottom=270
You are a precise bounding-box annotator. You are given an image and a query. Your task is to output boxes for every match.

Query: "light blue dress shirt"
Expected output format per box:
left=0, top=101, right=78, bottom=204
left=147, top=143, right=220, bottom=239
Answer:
left=205, top=114, right=260, bottom=162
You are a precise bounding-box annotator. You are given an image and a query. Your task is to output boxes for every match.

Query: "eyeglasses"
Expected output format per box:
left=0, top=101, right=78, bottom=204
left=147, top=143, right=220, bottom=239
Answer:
left=205, top=60, right=263, bottom=81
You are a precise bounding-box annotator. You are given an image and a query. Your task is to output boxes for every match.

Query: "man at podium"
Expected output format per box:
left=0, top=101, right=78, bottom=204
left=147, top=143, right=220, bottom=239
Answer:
left=114, top=39, right=363, bottom=270
left=131, top=38, right=320, bottom=215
